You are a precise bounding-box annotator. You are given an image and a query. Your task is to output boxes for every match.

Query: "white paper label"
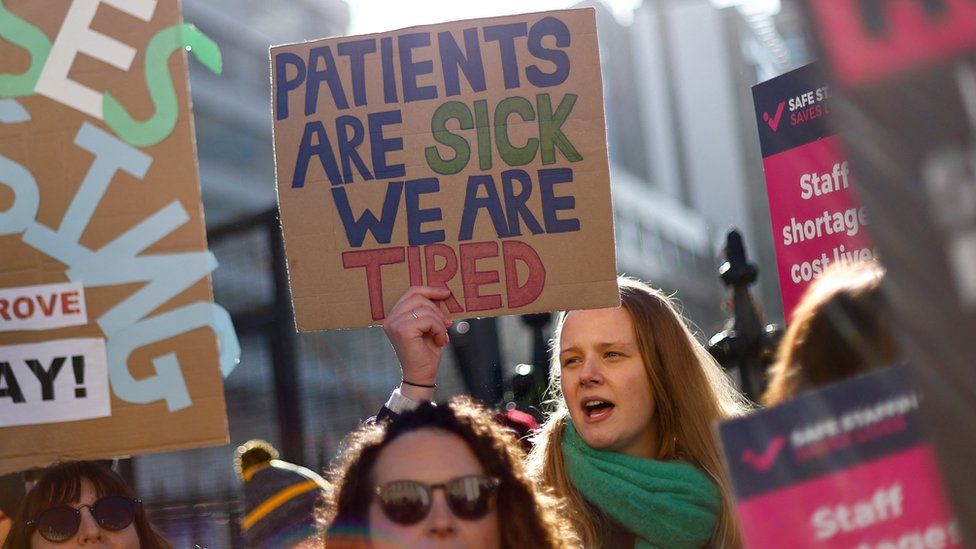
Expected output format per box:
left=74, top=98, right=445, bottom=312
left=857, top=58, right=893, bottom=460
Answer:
left=0, top=338, right=110, bottom=427
left=0, top=282, right=88, bottom=332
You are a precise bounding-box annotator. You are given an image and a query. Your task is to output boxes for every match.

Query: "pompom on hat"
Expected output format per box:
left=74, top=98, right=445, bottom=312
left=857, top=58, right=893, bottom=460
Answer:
left=234, top=440, right=330, bottom=548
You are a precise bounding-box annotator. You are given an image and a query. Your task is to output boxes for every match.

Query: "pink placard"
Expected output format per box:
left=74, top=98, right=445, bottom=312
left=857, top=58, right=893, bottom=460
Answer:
left=762, top=135, right=875, bottom=320
left=738, top=444, right=959, bottom=549
left=808, top=0, right=976, bottom=89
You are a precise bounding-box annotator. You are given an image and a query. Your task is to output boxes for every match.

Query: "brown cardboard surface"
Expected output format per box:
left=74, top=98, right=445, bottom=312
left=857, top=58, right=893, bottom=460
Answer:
left=271, top=9, right=619, bottom=331
left=0, top=0, right=230, bottom=475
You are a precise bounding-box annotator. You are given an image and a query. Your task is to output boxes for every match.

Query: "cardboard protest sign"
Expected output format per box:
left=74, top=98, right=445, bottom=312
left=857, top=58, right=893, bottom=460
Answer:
left=0, top=0, right=239, bottom=475
left=800, top=0, right=976, bottom=538
left=752, top=62, right=875, bottom=321
left=271, top=8, right=619, bottom=331
left=720, top=366, right=959, bottom=548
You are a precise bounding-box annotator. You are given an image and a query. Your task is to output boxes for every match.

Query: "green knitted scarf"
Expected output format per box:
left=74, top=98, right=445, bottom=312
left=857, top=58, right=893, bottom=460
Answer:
left=561, top=421, right=721, bottom=549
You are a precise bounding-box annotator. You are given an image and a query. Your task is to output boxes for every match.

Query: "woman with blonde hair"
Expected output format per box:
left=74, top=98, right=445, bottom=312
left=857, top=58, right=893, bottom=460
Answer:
left=525, top=277, right=748, bottom=548
left=381, top=277, right=750, bottom=548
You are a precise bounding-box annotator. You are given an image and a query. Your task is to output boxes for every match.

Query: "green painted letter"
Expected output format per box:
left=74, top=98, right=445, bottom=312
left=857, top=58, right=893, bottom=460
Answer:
left=103, top=23, right=222, bottom=147
left=425, top=101, right=473, bottom=175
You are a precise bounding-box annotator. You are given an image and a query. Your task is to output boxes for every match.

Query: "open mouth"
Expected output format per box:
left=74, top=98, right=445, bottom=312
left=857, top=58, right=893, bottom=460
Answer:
left=582, top=399, right=615, bottom=421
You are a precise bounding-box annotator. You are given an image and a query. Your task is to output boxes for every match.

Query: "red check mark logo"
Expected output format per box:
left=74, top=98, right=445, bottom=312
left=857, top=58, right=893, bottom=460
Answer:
left=762, top=101, right=786, bottom=131
left=741, top=435, right=786, bottom=472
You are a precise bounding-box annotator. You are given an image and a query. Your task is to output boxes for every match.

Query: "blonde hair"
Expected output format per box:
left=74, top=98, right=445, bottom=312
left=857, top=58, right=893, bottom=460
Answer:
left=526, top=276, right=750, bottom=548
left=762, top=260, right=895, bottom=406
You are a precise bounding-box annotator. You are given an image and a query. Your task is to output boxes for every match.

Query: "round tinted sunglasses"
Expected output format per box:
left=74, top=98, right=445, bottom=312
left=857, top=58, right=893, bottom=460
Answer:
left=373, top=474, right=500, bottom=525
left=27, top=495, right=141, bottom=543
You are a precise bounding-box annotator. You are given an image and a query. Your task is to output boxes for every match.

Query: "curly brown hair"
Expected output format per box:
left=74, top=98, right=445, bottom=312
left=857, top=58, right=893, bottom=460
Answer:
left=3, top=461, right=171, bottom=549
left=319, top=397, right=578, bottom=548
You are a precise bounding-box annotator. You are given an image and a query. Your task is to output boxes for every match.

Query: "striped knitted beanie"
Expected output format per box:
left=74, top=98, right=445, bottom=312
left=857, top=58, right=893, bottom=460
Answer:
left=235, top=440, right=329, bottom=548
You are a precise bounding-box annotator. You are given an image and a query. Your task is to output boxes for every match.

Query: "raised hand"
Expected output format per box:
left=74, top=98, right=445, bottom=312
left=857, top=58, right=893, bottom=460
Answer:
left=382, top=286, right=454, bottom=401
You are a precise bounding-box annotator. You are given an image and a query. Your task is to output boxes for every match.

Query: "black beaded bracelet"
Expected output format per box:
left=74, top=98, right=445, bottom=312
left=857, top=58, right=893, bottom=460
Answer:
left=401, top=379, right=437, bottom=389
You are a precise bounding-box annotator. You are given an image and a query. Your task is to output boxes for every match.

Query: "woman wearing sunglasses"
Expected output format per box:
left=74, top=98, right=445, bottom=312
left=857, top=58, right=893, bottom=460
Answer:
left=382, top=279, right=750, bottom=548
left=3, top=461, right=170, bottom=549
left=320, top=398, right=578, bottom=548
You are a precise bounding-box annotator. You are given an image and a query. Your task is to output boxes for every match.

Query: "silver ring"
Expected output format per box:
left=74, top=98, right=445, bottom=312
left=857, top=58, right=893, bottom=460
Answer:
left=410, top=309, right=419, bottom=320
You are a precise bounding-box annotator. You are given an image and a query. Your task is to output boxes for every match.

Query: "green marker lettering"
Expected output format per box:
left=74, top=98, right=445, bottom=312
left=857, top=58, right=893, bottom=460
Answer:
left=103, top=23, right=221, bottom=148
left=0, top=1, right=52, bottom=97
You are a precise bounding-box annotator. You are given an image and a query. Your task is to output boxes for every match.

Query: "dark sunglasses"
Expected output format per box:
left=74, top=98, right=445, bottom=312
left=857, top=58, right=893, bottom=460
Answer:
left=27, top=495, right=141, bottom=543
left=373, top=474, right=500, bottom=525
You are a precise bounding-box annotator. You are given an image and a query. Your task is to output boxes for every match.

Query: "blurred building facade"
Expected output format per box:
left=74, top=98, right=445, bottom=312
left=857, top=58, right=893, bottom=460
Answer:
left=590, top=0, right=811, bottom=329
left=129, top=0, right=810, bottom=545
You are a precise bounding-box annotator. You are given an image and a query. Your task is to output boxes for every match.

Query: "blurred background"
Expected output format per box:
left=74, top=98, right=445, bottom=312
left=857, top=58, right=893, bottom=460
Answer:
left=135, top=0, right=811, bottom=544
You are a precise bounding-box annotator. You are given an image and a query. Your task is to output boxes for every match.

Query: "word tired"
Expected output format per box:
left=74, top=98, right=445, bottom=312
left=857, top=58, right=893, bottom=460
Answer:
left=344, top=239, right=546, bottom=320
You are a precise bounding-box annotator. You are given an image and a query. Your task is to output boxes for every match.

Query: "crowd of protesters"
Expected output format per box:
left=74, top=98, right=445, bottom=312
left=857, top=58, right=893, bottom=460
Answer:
left=0, top=262, right=904, bottom=549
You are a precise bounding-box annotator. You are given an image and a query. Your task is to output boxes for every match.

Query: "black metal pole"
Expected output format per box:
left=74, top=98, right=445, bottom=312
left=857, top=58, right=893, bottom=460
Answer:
left=519, top=313, right=552, bottom=409
left=709, top=229, right=780, bottom=403
left=268, top=211, right=305, bottom=463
